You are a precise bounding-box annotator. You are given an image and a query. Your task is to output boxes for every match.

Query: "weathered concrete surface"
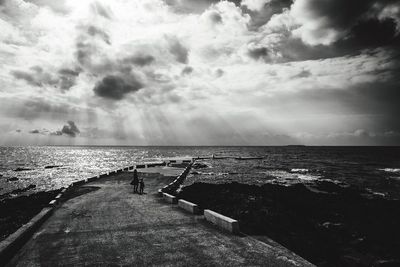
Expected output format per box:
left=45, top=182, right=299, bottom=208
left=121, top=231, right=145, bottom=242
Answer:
left=6, top=171, right=313, bottom=267
left=204, top=209, right=240, bottom=234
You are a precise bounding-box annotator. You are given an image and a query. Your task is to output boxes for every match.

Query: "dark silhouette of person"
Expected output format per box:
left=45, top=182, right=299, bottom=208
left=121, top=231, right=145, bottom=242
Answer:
left=139, top=178, right=145, bottom=194
left=131, top=169, right=139, bottom=193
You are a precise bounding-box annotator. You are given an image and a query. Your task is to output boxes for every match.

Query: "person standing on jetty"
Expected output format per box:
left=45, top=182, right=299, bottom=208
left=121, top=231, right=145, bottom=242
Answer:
left=131, top=169, right=139, bottom=193
left=139, top=178, right=145, bottom=194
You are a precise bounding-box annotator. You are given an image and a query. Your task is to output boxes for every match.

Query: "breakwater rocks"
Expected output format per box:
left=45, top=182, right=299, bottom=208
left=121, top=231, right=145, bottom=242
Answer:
left=0, top=190, right=60, bottom=241
left=177, top=181, right=400, bottom=267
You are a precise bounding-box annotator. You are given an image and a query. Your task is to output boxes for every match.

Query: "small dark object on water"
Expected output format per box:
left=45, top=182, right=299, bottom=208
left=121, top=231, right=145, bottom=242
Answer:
left=44, top=165, right=62, bottom=169
left=235, top=157, right=263, bottom=160
left=13, top=167, right=32, bottom=172
left=192, top=162, right=208, bottom=169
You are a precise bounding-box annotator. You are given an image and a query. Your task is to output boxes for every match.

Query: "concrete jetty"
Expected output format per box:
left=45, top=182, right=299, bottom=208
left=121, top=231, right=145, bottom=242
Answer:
left=5, top=168, right=313, bottom=266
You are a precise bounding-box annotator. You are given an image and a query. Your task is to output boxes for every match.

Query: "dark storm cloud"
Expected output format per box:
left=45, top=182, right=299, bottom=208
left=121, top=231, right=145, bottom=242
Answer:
left=181, top=66, right=193, bottom=75
left=61, top=121, right=80, bottom=137
left=246, top=0, right=399, bottom=63
left=293, top=0, right=400, bottom=48
left=247, top=46, right=269, bottom=61
left=93, top=75, right=143, bottom=100
left=168, top=37, right=189, bottom=63
left=123, top=54, right=155, bottom=66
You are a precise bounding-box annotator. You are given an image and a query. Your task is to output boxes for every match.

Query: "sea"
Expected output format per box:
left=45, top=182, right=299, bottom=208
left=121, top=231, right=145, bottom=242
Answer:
left=1, top=146, right=400, bottom=199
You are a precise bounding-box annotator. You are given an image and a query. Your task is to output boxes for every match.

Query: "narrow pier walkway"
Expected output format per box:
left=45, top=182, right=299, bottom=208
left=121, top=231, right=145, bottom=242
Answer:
left=7, top=169, right=312, bottom=266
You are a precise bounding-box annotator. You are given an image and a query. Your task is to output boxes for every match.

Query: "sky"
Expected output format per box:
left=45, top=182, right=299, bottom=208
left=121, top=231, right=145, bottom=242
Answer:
left=0, top=0, right=399, bottom=146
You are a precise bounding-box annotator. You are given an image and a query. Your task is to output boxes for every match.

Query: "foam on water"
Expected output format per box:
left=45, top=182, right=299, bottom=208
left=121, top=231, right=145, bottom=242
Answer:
left=380, top=168, right=400, bottom=173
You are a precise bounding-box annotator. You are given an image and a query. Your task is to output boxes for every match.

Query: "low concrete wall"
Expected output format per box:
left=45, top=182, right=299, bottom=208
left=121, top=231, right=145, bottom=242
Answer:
left=204, top=209, right=240, bottom=234
left=0, top=207, right=53, bottom=263
left=163, top=193, right=177, bottom=204
left=87, top=176, right=97, bottom=182
left=178, top=199, right=201, bottom=214
left=72, top=180, right=85, bottom=186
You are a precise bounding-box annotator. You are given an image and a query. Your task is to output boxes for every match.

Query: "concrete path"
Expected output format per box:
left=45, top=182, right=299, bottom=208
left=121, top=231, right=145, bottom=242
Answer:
left=7, top=170, right=313, bottom=266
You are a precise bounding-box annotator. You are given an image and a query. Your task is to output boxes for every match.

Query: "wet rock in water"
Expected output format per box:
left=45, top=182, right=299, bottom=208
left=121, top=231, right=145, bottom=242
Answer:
left=13, top=167, right=32, bottom=172
left=0, top=184, right=37, bottom=199
left=321, top=222, right=344, bottom=230
left=374, top=259, right=400, bottom=267
left=192, top=162, right=209, bottom=169
left=7, top=177, right=19, bottom=182
left=44, top=165, right=62, bottom=169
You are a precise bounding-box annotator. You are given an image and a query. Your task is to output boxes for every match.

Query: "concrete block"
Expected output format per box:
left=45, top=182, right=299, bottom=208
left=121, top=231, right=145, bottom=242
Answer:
left=204, top=209, right=240, bottom=234
left=178, top=199, right=201, bottom=214
left=163, top=193, right=177, bottom=204
left=157, top=189, right=163, bottom=197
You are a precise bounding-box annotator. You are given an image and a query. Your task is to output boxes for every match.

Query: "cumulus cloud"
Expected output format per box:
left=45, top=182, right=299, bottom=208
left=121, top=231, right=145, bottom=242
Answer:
left=93, top=75, right=143, bottom=100
left=29, top=129, right=40, bottom=134
left=61, top=121, right=80, bottom=137
left=1, top=0, right=400, bottom=145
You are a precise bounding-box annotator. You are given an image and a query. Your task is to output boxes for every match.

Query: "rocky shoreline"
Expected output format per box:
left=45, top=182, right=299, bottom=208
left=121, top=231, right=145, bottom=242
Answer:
left=0, top=190, right=60, bottom=241
left=177, top=181, right=400, bottom=267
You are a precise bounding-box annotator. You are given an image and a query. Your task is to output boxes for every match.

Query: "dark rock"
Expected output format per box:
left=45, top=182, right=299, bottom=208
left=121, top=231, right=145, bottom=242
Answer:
left=0, top=190, right=60, bottom=241
left=177, top=181, right=400, bottom=266
left=192, top=162, right=209, bottom=169
left=44, top=165, right=62, bottom=169
left=374, top=259, right=400, bottom=267
left=13, top=167, right=32, bottom=172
